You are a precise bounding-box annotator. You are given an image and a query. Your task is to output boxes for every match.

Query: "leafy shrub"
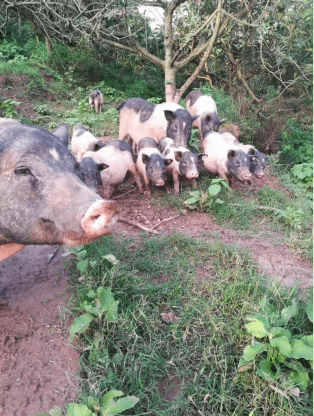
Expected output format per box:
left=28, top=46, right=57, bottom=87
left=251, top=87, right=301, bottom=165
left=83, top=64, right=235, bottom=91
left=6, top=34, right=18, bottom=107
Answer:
left=239, top=298, right=313, bottom=395
left=0, top=99, right=21, bottom=118
left=280, top=119, right=313, bottom=165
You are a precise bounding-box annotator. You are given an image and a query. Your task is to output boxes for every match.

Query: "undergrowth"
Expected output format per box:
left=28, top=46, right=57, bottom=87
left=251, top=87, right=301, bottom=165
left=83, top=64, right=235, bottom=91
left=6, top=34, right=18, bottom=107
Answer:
left=65, top=234, right=312, bottom=416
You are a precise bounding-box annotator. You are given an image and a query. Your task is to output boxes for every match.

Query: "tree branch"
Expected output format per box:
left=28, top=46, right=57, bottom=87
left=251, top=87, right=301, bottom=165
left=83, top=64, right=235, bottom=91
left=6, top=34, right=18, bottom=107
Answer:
left=226, top=50, right=261, bottom=103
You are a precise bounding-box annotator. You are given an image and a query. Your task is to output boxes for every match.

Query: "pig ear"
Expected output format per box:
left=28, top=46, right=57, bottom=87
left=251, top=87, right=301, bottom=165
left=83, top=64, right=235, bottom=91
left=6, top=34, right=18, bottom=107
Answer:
left=164, top=110, right=176, bottom=122
left=198, top=153, right=208, bottom=163
left=53, top=124, right=68, bottom=145
left=173, top=151, right=183, bottom=162
left=165, top=158, right=173, bottom=166
left=192, top=115, right=199, bottom=121
left=98, top=163, right=109, bottom=171
left=142, top=154, right=150, bottom=164
left=219, top=119, right=226, bottom=126
left=93, top=142, right=105, bottom=151
left=227, top=149, right=236, bottom=159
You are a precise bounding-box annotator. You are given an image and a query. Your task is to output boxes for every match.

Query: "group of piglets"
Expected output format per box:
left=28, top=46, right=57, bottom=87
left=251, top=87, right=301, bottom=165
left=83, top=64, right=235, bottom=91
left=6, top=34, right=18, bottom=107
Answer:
left=185, top=90, right=267, bottom=187
left=76, top=91, right=267, bottom=198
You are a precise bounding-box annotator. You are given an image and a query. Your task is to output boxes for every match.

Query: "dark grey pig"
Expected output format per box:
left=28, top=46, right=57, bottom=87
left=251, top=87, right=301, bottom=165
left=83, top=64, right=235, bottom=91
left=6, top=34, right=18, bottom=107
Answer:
left=185, top=90, right=225, bottom=139
left=159, top=137, right=206, bottom=194
left=117, top=98, right=198, bottom=148
left=219, top=131, right=267, bottom=179
left=202, top=132, right=252, bottom=188
left=89, top=90, right=104, bottom=113
left=0, top=119, right=118, bottom=249
left=136, top=137, right=173, bottom=197
left=78, top=157, right=109, bottom=194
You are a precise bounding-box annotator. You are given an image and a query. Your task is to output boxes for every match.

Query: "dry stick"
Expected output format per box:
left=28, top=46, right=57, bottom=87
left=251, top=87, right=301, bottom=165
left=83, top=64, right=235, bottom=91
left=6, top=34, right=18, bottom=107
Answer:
left=152, top=214, right=182, bottom=230
left=113, top=189, right=135, bottom=200
left=119, top=218, right=159, bottom=235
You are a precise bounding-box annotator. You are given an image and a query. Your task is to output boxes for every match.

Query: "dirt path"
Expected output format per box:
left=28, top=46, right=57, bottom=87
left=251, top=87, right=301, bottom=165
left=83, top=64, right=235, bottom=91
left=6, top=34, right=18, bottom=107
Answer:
left=0, top=246, right=79, bottom=416
left=0, top=182, right=312, bottom=415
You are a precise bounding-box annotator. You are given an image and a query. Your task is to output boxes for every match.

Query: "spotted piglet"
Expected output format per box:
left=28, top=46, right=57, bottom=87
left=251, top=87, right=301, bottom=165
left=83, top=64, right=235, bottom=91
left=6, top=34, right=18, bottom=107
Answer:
left=159, top=137, right=206, bottom=194
left=136, top=137, right=173, bottom=197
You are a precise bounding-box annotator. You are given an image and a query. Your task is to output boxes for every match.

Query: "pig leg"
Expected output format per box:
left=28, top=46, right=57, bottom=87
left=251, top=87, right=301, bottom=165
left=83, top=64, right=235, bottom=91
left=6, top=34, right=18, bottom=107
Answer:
left=129, top=164, right=144, bottom=193
left=164, top=177, right=172, bottom=193
left=190, top=179, right=198, bottom=188
left=101, top=182, right=112, bottom=199
left=172, top=171, right=180, bottom=195
left=95, top=98, right=99, bottom=114
left=143, top=177, right=152, bottom=198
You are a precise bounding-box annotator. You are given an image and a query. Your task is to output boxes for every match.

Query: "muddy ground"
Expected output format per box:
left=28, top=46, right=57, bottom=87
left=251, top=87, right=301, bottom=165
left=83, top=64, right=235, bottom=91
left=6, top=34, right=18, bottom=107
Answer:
left=0, top=173, right=312, bottom=416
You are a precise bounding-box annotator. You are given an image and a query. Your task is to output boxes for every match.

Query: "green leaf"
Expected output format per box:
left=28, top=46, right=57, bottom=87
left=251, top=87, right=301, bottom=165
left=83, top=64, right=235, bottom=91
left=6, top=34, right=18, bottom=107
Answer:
left=259, top=298, right=280, bottom=324
left=220, top=180, right=232, bottom=190
left=281, top=299, right=298, bottom=324
left=306, top=300, right=313, bottom=323
left=289, top=339, right=313, bottom=360
left=76, top=250, right=87, bottom=259
left=301, top=335, right=313, bottom=348
left=189, top=190, right=200, bottom=199
left=98, top=287, right=119, bottom=322
left=101, top=390, right=124, bottom=407
left=207, top=184, right=221, bottom=196
left=101, top=396, right=139, bottom=415
left=185, top=197, right=198, bottom=205
left=257, top=360, right=281, bottom=381
left=77, top=260, right=88, bottom=274
left=68, top=313, right=94, bottom=343
left=269, top=327, right=291, bottom=340
left=88, top=397, right=100, bottom=412
left=245, top=315, right=270, bottom=338
left=243, top=342, right=268, bottom=361
left=215, top=198, right=224, bottom=204
left=89, top=260, right=97, bottom=268
left=65, top=403, right=95, bottom=416
left=102, top=254, right=120, bottom=265
left=270, top=336, right=292, bottom=356
left=286, top=361, right=310, bottom=392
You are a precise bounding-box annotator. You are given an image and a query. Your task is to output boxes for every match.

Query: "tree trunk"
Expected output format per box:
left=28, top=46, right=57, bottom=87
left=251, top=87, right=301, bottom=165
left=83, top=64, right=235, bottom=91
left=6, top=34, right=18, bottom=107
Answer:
left=45, top=36, right=52, bottom=55
left=165, top=65, right=177, bottom=102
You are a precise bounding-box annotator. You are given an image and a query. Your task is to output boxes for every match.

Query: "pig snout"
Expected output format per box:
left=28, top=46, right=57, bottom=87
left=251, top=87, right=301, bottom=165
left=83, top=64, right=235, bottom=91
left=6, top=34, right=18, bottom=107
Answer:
left=256, top=172, right=265, bottom=179
left=186, top=171, right=199, bottom=179
left=241, top=172, right=252, bottom=181
left=81, top=199, right=119, bottom=240
left=154, top=179, right=165, bottom=187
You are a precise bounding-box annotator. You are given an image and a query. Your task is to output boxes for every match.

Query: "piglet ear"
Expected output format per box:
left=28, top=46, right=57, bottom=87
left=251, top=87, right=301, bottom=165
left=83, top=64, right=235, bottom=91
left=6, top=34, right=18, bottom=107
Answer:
left=164, top=110, right=175, bottom=122
left=165, top=158, right=173, bottom=166
left=192, top=115, right=199, bottom=121
left=173, top=151, right=183, bottom=162
left=142, top=154, right=150, bottom=164
left=93, top=141, right=105, bottom=151
left=219, top=119, right=226, bottom=126
left=98, top=163, right=109, bottom=171
left=227, top=149, right=236, bottom=159
left=198, top=153, right=208, bottom=163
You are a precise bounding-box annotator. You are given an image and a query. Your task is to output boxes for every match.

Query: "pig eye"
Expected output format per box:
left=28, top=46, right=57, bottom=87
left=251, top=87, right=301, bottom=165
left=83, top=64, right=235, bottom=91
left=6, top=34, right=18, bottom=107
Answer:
left=15, top=167, right=31, bottom=175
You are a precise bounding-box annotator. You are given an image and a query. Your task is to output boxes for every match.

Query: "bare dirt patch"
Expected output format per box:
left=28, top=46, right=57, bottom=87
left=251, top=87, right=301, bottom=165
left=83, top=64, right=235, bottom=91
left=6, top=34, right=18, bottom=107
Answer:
left=0, top=246, right=79, bottom=416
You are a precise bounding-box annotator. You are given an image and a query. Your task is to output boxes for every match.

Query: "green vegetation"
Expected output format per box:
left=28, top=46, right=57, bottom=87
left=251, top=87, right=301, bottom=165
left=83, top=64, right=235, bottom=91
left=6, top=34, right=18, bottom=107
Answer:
left=60, top=234, right=312, bottom=415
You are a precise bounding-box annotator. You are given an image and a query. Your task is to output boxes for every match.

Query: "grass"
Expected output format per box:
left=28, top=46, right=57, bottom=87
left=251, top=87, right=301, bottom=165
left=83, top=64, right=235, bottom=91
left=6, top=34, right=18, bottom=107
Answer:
left=67, top=234, right=312, bottom=415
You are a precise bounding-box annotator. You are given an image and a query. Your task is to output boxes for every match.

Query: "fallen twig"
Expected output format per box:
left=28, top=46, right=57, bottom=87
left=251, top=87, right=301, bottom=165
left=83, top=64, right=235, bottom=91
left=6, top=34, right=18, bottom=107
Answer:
left=152, top=214, right=182, bottom=230
left=113, top=188, right=135, bottom=200
left=138, top=212, right=150, bottom=224
left=119, top=218, right=159, bottom=234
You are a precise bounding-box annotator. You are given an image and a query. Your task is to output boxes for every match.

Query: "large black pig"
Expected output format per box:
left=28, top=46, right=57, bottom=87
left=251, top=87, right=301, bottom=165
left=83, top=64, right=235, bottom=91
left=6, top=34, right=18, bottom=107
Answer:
left=0, top=119, right=119, bottom=252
